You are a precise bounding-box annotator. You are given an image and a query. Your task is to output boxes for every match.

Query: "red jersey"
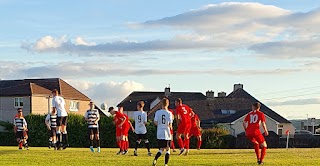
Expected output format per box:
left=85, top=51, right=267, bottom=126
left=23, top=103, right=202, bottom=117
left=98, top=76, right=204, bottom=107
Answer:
left=176, top=104, right=192, bottom=124
left=114, top=111, right=126, bottom=127
left=123, top=114, right=130, bottom=129
left=191, top=114, right=199, bottom=128
left=244, top=110, right=266, bottom=135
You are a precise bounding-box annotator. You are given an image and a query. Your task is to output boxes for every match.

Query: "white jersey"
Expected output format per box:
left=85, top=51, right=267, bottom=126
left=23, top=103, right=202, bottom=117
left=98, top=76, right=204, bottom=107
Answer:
left=52, top=96, right=68, bottom=117
left=133, top=111, right=147, bottom=134
left=154, top=109, right=173, bottom=140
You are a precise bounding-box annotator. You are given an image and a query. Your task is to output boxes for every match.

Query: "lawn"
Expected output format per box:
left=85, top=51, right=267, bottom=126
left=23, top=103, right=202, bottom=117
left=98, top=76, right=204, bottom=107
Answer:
left=0, top=147, right=319, bottom=166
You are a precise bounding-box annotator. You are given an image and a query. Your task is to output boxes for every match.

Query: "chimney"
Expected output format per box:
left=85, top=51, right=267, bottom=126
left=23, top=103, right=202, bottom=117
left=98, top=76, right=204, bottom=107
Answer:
left=233, top=84, right=243, bottom=91
left=218, top=92, right=226, bottom=97
left=206, top=90, right=214, bottom=98
left=164, top=87, right=171, bottom=96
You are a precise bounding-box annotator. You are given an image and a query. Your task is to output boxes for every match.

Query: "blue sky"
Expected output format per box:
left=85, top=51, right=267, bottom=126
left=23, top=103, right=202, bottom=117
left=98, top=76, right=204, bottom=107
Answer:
left=1, top=0, right=320, bottom=119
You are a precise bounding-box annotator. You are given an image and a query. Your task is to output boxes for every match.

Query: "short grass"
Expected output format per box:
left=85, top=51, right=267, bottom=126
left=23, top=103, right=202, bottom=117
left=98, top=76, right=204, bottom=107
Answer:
left=0, top=147, right=319, bottom=166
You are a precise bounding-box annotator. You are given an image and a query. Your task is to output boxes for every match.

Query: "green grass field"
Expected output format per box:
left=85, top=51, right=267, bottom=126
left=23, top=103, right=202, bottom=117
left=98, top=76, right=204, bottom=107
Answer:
left=0, top=147, right=319, bottom=166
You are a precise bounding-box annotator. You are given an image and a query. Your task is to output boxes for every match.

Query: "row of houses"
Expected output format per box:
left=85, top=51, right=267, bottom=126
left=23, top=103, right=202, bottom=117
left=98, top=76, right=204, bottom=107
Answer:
left=0, top=78, right=295, bottom=137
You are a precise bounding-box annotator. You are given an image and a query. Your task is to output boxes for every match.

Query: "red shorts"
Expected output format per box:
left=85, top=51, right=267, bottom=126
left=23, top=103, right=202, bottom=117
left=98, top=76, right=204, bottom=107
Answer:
left=122, top=126, right=130, bottom=136
left=190, top=127, right=201, bottom=137
left=247, top=133, right=265, bottom=144
left=177, top=123, right=191, bottom=135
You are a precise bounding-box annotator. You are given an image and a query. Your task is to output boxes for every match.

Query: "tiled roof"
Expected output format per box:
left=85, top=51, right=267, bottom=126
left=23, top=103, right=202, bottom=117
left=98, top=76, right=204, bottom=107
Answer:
left=227, top=88, right=291, bottom=123
left=0, top=78, right=90, bottom=101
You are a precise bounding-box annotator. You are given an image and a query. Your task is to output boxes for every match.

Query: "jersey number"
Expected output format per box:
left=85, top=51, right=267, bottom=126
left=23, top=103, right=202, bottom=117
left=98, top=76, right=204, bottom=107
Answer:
left=161, top=115, right=166, bottom=124
left=250, top=114, right=258, bottom=124
left=182, top=107, right=188, bottom=114
left=138, top=115, right=142, bottom=123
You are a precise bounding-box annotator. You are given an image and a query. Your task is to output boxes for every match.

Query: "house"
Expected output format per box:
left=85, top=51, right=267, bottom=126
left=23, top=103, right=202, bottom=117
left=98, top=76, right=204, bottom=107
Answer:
left=291, top=118, right=320, bottom=134
left=118, top=84, right=295, bottom=137
left=0, top=78, right=92, bottom=122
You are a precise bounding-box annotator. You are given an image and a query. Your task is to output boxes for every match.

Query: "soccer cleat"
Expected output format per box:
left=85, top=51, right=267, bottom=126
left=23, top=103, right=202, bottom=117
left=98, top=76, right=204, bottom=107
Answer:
left=184, top=151, right=189, bottom=156
left=56, top=144, right=61, bottom=150
left=134, top=150, right=138, bottom=156
left=97, top=147, right=101, bottom=153
left=122, top=150, right=128, bottom=155
left=179, top=149, right=185, bottom=156
left=62, top=144, right=69, bottom=150
left=148, top=152, right=152, bottom=156
left=172, top=149, right=176, bottom=152
left=116, top=150, right=122, bottom=155
left=258, top=161, right=264, bottom=165
left=90, top=146, right=94, bottom=152
left=152, top=160, right=157, bottom=166
left=19, top=147, right=22, bottom=150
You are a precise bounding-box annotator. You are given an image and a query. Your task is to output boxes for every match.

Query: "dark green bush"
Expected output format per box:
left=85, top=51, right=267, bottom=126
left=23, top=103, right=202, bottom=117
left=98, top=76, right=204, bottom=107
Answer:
left=0, top=114, right=234, bottom=149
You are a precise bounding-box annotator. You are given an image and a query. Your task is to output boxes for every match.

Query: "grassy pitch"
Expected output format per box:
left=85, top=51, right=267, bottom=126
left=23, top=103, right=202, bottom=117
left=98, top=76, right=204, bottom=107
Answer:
left=0, top=147, right=319, bottom=165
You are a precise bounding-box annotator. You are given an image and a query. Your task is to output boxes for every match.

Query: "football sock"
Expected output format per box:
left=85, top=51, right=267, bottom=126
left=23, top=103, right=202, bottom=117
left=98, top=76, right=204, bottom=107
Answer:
left=90, top=139, right=94, bottom=146
left=117, top=141, right=121, bottom=149
left=184, top=138, right=190, bottom=149
left=178, top=137, right=184, bottom=149
left=19, top=142, right=23, bottom=148
left=165, top=152, right=170, bottom=165
left=254, top=144, right=260, bottom=160
left=126, top=140, right=129, bottom=150
left=260, top=146, right=267, bottom=162
left=97, top=139, right=100, bottom=148
left=171, top=140, right=175, bottom=149
left=56, top=132, right=61, bottom=146
left=121, top=140, right=126, bottom=151
left=135, top=141, right=140, bottom=150
left=145, top=140, right=150, bottom=152
left=197, top=140, right=202, bottom=149
left=62, top=132, right=68, bottom=145
left=154, top=150, right=162, bottom=161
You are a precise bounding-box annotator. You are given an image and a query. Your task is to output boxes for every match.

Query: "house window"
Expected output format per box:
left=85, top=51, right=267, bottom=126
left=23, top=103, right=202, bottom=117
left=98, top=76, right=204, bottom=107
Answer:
left=14, top=97, right=23, bottom=108
left=69, top=101, right=79, bottom=111
left=278, top=128, right=283, bottom=136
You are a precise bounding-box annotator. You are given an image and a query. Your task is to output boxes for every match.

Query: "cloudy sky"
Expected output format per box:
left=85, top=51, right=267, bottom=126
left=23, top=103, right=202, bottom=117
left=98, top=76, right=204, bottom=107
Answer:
left=1, top=0, right=320, bottom=119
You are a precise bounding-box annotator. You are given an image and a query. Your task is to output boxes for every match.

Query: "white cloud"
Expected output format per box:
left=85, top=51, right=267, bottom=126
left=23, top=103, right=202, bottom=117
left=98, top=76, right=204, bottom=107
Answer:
left=267, top=98, right=320, bottom=106
left=66, top=80, right=145, bottom=107
left=75, top=37, right=96, bottom=46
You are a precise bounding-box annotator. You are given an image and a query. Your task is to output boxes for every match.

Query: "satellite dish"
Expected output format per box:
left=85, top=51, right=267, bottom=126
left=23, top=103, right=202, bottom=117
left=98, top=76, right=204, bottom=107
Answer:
left=100, top=103, right=108, bottom=111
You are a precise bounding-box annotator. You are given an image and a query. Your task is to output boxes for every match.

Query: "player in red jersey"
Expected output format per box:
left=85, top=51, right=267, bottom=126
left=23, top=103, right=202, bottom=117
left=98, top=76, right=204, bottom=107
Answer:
left=190, top=113, right=202, bottom=150
left=243, top=102, right=269, bottom=165
left=119, top=106, right=134, bottom=155
left=168, top=109, right=176, bottom=152
left=175, top=98, right=194, bottom=156
left=109, top=106, right=126, bottom=155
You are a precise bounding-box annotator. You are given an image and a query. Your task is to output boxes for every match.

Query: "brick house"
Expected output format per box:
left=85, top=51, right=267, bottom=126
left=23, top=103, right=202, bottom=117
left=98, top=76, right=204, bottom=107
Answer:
left=0, top=78, right=92, bottom=122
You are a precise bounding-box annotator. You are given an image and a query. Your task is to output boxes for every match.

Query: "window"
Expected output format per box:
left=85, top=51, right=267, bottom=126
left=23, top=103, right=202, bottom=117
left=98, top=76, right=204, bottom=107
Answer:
left=69, top=101, right=79, bottom=111
left=14, top=97, right=23, bottom=108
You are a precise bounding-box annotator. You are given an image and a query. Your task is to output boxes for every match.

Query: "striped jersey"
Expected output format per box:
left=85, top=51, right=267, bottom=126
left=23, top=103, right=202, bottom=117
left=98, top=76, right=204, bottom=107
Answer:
left=13, top=117, right=27, bottom=132
left=84, top=109, right=100, bottom=128
left=45, top=113, right=57, bottom=128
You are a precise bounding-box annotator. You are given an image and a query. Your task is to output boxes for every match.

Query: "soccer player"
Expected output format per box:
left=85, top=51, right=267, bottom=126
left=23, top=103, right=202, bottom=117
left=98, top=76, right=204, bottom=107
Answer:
left=190, top=113, right=202, bottom=150
left=119, top=105, right=134, bottom=155
left=243, top=102, right=269, bottom=165
left=45, top=108, right=57, bottom=150
left=168, top=109, right=176, bottom=152
left=109, top=106, right=126, bottom=155
left=133, top=101, right=152, bottom=156
left=175, top=98, right=194, bottom=155
left=52, top=89, right=68, bottom=150
left=84, top=101, right=101, bottom=153
left=13, top=108, right=28, bottom=150
left=152, top=98, right=173, bottom=166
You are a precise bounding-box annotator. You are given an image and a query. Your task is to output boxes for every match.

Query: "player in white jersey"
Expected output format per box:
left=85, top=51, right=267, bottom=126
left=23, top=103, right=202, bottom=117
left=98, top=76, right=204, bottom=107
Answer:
left=133, top=101, right=152, bottom=156
left=45, top=108, right=57, bottom=150
left=84, top=101, right=101, bottom=153
left=13, top=108, right=28, bottom=150
left=52, top=89, right=68, bottom=150
left=152, top=98, right=173, bottom=166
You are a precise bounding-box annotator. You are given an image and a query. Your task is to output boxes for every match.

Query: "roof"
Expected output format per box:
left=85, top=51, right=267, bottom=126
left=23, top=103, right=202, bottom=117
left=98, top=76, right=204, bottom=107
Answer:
left=0, top=78, right=90, bottom=101
left=201, top=109, right=251, bottom=124
left=117, top=91, right=206, bottom=111
left=227, top=88, right=291, bottom=123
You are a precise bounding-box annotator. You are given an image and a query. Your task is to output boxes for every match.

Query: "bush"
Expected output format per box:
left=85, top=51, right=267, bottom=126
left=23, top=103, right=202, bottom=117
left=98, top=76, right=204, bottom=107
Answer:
left=0, top=114, right=233, bottom=149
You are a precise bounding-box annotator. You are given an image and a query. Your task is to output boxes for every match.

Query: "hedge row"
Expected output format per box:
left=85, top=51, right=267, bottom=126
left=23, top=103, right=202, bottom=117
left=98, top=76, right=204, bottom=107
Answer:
left=0, top=114, right=232, bottom=149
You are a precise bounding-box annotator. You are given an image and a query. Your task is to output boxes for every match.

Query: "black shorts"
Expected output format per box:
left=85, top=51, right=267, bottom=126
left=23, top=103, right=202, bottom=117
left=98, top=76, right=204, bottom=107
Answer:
left=16, top=131, right=24, bottom=139
left=49, top=128, right=57, bottom=137
left=88, top=128, right=99, bottom=136
left=57, top=116, right=68, bottom=126
left=136, top=134, right=147, bottom=140
left=158, top=139, right=171, bottom=149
